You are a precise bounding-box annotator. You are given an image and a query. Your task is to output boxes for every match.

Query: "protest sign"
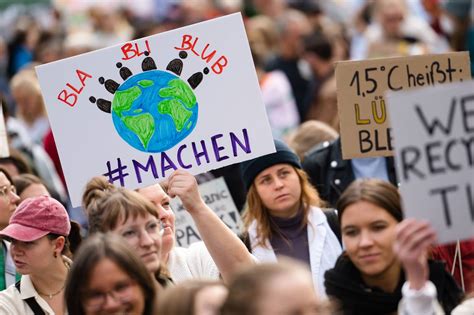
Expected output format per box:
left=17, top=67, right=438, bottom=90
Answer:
left=0, top=103, right=9, bottom=158
left=386, top=80, right=474, bottom=244
left=36, top=13, right=275, bottom=206
left=171, top=176, right=242, bottom=247
left=336, top=52, right=470, bottom=159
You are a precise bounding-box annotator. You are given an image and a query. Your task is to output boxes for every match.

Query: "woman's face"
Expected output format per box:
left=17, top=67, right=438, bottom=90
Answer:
left=254, top=164, right=301, bottom=218
left=10, top=236, right=59, bottom=274
left=194, top=285, right=228, bottom=315
left=0, top=172, right=20, bottom=229
left=257, top=269, right=320, bottom=315
left=83, top=258, right=146, bottom=315
left=19, top=183, right=50, bottom=202
left=341, top=200, right=399, bottom=278
left=138, top=184, right=175, bottom=260
left=113, top=213, right=162, bottom=274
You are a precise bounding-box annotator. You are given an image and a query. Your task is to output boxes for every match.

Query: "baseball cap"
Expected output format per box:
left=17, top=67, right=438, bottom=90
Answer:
left=0, top=195, right=71, bottom=242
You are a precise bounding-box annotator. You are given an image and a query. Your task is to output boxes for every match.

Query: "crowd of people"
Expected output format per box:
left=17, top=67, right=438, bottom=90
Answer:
left=0, top=0, right=473, bottom=314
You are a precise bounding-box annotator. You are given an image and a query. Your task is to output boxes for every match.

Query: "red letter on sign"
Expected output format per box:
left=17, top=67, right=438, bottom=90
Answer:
left=57, top=90, right=77, bottom=107
left=211, top=56, right=228, bottom=74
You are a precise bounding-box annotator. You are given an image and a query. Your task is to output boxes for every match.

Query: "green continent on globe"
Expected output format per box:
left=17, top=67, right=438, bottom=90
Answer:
left=113, top=86, right=141, bottom=118
left=158, top=78, right=197, bottom=132
left=158, top=99, right=192, bottom=132
left=122, top=113, right=155, bottom=149
left=138, top=79, right=154, bottom=88
left=159, top=79, right=196, bottom=109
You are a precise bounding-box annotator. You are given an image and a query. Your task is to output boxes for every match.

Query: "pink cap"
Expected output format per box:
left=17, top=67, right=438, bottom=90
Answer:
left=0, top=195, right=70, bottom=242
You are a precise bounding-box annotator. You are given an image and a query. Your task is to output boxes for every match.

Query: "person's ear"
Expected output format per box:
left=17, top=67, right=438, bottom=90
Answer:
left=53, top=236, right=65, bottom=257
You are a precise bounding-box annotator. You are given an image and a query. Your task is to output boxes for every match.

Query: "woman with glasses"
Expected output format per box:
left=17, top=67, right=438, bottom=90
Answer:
left=0, top=167, right=20, bottom=233
left=84, top=170, right=254, bottom=284
left=66, top=233, right=156, bottom=315
left=83, top=180, right=169, bottom=290
left=0, top=195, right=72, bottom=314
left=0, top=167, right=20, bottom=292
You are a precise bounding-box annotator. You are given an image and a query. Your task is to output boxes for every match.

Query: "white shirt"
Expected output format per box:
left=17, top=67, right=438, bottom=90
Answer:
left=3, top=242, right=15, bottom=288
left=0, top=275, right=68, bottom=315
left=167, top=241, right=220, bottom=283
left=247, top=206, right=342, bottom=296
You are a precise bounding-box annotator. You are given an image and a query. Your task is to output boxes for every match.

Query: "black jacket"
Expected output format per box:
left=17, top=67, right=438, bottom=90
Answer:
left=302, top=138, right=398, bottom=208
left=324, top=255, right=463, bottom=315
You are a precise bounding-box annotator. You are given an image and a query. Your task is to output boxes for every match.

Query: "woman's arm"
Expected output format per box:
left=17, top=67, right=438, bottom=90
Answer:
left=166, top=170, right=255, bottom=283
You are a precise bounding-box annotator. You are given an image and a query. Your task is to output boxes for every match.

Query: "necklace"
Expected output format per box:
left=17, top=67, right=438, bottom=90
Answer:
left=37, top=284, right=65, bottom=300
left=36, top=260, right=70, bottom=299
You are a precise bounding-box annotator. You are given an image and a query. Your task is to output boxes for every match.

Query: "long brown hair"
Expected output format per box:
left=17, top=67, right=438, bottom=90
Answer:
left=242, top=167, right=323, bottom=248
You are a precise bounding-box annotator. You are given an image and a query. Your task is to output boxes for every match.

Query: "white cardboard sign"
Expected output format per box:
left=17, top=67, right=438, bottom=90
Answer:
left=0, top=103, right=9, bottom=158
left=171, top=177, right=242, bottom=247
left=36, top=13, right=275, bottom=206
left=386, top=81, right=474, bottom=244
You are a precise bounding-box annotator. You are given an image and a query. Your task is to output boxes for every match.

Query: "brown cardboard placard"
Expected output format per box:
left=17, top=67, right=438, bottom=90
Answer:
left=336, top=52, right=471, bottom=159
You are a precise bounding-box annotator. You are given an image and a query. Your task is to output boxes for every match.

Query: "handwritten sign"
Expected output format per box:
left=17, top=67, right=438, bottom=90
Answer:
left=336, top=52, right=470, bottom=159
left=36, top=13, right=275, bottom=206
left=171, top=177, right=242, bottom=247
left=386, top=81, right=474, bottom=244
left=0, top=103, right=9, bottom=158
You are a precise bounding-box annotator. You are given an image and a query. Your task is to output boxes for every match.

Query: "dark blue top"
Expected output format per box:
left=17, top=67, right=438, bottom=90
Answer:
left=269, top=210, right=310, bottom=266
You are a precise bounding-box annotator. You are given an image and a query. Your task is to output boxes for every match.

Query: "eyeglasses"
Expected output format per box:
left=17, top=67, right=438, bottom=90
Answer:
left=0, top=185, right=16, bottom=198
left=120, top=219, right=163, bottom=245
left=83, top=279, right=138, bottom=311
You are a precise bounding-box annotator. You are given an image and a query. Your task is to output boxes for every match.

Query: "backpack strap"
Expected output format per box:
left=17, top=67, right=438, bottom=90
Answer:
left=323, top=209, right=342, bottom=246
left=15, top=280, right=46, bottom=315
left=239, top=233, right=252, bottom=253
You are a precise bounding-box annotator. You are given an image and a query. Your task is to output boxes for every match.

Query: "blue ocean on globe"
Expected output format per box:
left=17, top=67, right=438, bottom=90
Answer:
left=111, top=70, right=199, bottom=153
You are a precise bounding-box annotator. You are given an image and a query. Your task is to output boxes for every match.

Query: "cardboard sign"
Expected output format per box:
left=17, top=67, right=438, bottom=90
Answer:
left=386, top=81, right=474, bottom=244
left=336, top=52, right=470, bottom=159
left=35, top=13, right=275, bottom=206
left=0, top=103, right=9, bottom=158
left=171, top=177, right=242, bottom=247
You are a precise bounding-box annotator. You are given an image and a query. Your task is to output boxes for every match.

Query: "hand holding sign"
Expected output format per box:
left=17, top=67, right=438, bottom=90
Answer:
left=394, top=219, right=437, bottom=290
left=167, top=169, right=205, bottom=214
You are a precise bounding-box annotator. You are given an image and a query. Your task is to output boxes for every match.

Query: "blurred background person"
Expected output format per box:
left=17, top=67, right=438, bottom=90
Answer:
left=9, top=68, right=49, bottom=145
left=221, top=258, right=331, bottom=315
left=286, top=120, right=338, bottom=162
left=351, top=0, right=449, bottom=59
left=157, top=280, right=227, bottom=315
left=265, top=9, right=313, bottom=122
left=13, top=173, right=50, bottom=202
left=65, top=233, right=157, bottom=315
left=250, top=43, right=299, bottom=140
left=302, top=31, right=338, bottom=131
